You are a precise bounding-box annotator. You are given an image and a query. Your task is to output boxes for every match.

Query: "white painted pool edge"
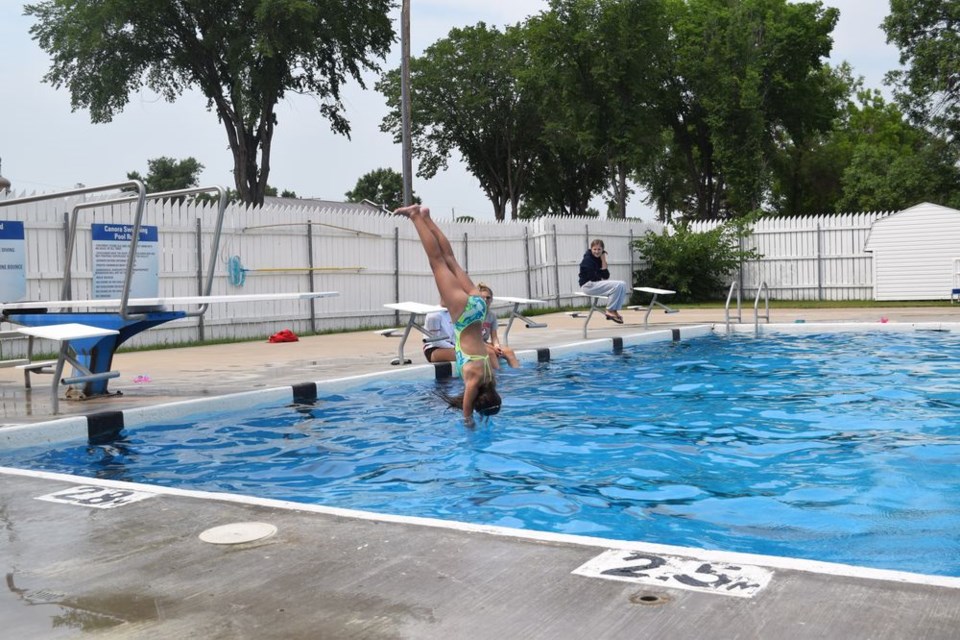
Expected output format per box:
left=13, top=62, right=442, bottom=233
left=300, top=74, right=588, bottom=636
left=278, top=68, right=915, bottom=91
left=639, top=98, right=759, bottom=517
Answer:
left=3, top=464, right=960, bottom=590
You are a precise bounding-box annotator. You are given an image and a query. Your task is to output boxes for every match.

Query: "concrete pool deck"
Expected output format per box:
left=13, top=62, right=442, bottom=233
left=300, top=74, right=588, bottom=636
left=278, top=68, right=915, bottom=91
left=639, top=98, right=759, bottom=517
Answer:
left=2, top=305, right=960, bottom=638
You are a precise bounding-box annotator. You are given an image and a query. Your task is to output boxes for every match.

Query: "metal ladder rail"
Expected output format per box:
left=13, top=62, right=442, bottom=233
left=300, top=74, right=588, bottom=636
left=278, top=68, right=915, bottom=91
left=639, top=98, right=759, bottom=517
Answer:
left=753, top=281, right=770, bottom=334
left=724, top=281, right=742, bottom=332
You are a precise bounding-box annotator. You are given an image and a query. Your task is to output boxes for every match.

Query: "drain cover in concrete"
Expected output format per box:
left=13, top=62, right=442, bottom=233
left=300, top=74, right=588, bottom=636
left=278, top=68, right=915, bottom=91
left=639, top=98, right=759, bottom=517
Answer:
left=199, top=522, right=277, bottom=545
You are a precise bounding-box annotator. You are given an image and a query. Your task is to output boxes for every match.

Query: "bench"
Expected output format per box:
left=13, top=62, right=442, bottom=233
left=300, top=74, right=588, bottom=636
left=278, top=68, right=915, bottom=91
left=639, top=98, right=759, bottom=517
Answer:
left=15, top=323, right=121, bottom=414
left=381, top=302, right=446, bottom=365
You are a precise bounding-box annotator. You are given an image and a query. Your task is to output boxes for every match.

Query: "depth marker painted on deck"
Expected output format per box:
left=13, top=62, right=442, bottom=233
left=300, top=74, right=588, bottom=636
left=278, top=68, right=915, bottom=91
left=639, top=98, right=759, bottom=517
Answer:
left=36, top=485, right=156, bottom=509
left=573, top=549, right=773, bottom=598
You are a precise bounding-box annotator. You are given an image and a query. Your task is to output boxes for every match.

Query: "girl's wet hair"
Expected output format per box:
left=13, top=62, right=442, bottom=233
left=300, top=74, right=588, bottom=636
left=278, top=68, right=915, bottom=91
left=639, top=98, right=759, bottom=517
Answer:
left=435, top=380, right=501, bottom=416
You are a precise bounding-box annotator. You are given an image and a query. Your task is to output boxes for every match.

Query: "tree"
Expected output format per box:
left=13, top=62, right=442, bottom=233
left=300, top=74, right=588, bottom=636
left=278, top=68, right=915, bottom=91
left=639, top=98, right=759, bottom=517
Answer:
left=127, top=157, right=204, bottom=194
left=26, top=0, right=393, bottom=206
left=648, top=0, right=840, bottom=220
left=378, top=23, right=540, bottom=221
left=345, top=168, right=419, bottom=211
left=522, top=0, right=671, bottom=218
left=770, top=74, right=960, bottom=214
left=883, top=0, right=960, bottom=143
left=836, top=90, right=960, bottom=211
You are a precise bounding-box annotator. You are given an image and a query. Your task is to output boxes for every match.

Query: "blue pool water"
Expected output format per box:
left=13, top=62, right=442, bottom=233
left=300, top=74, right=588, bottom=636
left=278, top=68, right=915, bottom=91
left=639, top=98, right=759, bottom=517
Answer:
left=4, top=331, right=960, bottom=576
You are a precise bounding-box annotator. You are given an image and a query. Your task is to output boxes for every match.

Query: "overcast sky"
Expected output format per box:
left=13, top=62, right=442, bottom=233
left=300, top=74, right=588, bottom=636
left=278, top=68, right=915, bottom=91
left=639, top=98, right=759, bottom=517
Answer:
left=0, top=1, right=901, bottom=221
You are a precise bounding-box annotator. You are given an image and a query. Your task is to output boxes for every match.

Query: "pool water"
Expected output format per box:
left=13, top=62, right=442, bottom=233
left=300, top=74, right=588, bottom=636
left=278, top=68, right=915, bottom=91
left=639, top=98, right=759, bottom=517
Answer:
left=4, top=331, right=960, bottom=576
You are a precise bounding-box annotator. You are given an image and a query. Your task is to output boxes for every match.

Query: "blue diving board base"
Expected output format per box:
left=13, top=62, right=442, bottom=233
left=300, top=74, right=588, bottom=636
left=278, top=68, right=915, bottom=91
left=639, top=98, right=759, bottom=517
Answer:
left=4, top=310, right=185, bottom=396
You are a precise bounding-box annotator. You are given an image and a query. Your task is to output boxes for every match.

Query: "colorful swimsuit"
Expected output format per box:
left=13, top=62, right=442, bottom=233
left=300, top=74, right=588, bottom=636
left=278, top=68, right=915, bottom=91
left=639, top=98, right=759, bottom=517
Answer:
left=454, top=295, right=493, bottom=378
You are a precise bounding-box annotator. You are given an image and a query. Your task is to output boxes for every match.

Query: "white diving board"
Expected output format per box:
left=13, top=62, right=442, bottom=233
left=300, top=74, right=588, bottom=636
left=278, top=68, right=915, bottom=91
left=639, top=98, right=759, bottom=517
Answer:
left=570, top=286, right=678, bottom=338
left=0, top=291, right=339, bottom=312
left=628, top=287, right=678, bottom=326
left=15, top=323, right=120, bottom=415
left=491, top=296, right=546, bottom=345
left=382, top=302, right=446, bottom=365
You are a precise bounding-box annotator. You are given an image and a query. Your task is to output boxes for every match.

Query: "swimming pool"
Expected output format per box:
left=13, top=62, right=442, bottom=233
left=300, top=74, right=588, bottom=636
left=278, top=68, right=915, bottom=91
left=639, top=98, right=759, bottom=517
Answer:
left=3, top=326, right=960, bottom=577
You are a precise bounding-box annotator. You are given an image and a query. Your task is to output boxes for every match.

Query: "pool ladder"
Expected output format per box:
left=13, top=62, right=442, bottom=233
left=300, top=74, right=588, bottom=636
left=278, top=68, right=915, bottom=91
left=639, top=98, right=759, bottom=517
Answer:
left=724, top=281, right=770, bottom=334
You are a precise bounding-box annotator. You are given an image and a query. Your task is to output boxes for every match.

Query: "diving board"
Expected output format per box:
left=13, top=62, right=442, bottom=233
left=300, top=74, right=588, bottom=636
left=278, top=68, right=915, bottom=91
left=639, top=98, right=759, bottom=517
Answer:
left=2, top=291, right=339, bottom=398
left=16, top=323, right=120, bottom=415
left=492, top=296, right=546, bottom=346
left=0, top=291, right=338, bottom=312
left=628, top=287, right=678, bottom=327
left=382, top=302, right=445, bottom=365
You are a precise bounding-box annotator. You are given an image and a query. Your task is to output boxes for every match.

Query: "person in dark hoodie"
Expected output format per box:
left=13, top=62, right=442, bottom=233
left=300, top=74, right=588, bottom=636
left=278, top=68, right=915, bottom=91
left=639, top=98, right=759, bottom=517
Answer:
left=578, top=238, right=627, bottom=324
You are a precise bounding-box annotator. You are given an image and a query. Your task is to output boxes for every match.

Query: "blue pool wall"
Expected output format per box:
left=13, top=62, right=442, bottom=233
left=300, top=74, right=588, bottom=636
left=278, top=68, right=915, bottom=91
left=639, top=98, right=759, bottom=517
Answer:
left=2, top=321, right=958, bottom=451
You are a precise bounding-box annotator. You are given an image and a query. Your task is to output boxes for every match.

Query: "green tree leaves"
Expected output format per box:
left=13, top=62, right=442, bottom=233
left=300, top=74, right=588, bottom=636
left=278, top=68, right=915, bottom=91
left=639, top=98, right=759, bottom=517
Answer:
left=127, top=157, right=204, bottom=194
left=883, top=0, right=960, bottom=142
left=345, top=168, right=420, bottom=211
left=26, top=0, right=394, bottom=205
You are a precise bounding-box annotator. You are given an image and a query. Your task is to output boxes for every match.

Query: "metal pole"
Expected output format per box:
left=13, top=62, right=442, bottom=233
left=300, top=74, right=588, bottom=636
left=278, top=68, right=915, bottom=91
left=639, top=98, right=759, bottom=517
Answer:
left=195, top=217, right=205, bottom=341
left=307, top=221, right=317, bottom=333
left=817, top=223, right=823, bottom=301
left=393, top=227, right=400, bottom=325
left=552, top=224, right=561, bottom=307
left=523, top=225, right=532, bottom=299
left=400, top=0, right=413, bottom=206
left=463, top=232, right=468, bottom=274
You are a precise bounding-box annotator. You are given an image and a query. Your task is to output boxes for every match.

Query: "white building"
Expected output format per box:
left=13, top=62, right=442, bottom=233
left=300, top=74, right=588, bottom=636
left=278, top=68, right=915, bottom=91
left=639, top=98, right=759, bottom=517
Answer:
left=865, top=202, right=960, bottom=301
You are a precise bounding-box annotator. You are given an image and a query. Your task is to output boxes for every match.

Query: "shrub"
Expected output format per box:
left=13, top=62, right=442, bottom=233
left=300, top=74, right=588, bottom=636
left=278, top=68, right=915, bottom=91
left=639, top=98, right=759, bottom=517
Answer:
left=632, top=222, right=760, bottom=302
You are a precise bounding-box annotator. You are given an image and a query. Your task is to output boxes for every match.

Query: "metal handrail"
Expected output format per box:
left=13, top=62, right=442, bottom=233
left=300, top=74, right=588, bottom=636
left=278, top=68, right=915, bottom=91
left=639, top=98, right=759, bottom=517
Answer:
left=753, top=281, right=770, bottom=334
left=724, top=281, right=741, bottom=332
left=0, top=182, right=226, bottom=320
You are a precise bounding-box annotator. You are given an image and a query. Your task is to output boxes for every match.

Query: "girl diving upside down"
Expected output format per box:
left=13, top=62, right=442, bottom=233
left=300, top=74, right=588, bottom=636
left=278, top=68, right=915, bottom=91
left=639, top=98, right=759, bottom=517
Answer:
left=394, top=204, right=501, bottom=419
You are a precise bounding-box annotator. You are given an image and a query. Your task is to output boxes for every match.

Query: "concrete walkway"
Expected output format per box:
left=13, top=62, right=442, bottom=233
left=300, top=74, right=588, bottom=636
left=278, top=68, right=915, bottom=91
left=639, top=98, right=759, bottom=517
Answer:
left=2, top=305, right=960, bottom=638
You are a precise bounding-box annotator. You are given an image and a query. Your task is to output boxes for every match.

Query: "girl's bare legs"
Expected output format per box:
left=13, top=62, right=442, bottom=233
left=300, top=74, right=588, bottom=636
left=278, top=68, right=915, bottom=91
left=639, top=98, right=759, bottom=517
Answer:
left=418, top=209, right=476, bottom=295
left=394, top=205, right=468, bottom=318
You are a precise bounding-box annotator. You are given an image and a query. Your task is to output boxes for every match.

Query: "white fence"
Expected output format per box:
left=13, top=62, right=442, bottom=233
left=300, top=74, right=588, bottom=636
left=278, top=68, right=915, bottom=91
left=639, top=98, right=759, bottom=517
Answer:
left=0, top=190, right=895, bottom=351
left=0, top=192, right=660, bottom=350
left=687, top=212, right=893, bottom=301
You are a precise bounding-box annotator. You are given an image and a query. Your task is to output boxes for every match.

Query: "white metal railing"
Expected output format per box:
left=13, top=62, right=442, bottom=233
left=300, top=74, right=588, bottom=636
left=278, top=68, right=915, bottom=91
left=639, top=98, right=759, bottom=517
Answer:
left=724, top=281, right=742, bottom=332
left=754, top=281, right=770, bottom=333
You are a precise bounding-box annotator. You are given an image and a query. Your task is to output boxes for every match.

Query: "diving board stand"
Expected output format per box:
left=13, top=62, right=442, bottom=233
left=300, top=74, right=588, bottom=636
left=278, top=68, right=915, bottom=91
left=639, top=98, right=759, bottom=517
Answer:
left=494, top=296, right=546, bottom=345
left=382, top=302, right=445, bottom=365
left=16, top=323, right=120, bottom=415
left=570, top=292, right=608, bottom=339
left=2, top=292, right=338, bottom=397
left=571, top=287, right=678, bottom=338
left=629, top=287, right=678, bottom=327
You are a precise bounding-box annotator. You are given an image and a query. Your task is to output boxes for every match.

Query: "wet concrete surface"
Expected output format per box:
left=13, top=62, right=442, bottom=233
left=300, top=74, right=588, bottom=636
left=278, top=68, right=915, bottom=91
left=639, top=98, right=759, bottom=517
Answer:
left=2, top=306, right=960, bottom=638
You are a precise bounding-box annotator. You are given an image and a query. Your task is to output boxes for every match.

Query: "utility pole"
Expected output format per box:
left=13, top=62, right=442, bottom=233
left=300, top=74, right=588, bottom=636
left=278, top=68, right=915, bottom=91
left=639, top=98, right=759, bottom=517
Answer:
left=400, top=0, right=413, bottom=206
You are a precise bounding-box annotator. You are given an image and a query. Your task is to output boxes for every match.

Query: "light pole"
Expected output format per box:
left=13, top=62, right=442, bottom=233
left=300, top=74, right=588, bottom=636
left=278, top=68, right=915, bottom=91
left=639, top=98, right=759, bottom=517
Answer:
left=0, top=158, right=10, bottom=195
left=400, top=0, right=413, bottom=206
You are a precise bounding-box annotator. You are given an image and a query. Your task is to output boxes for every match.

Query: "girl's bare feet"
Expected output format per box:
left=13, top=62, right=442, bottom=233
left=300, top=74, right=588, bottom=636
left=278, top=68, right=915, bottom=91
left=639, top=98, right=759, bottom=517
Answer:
left=393, top=204, right=419, bottom=218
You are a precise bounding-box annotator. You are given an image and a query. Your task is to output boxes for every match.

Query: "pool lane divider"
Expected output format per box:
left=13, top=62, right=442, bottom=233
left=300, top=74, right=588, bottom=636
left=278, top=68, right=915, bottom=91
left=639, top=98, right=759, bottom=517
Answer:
left=0, top=325, right=714, bottom=451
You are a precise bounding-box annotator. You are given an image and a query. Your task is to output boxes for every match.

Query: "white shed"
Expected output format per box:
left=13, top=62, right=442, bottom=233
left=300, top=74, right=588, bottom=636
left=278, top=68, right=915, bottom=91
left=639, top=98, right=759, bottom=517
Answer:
left=864, top=202, right=960, bottom=301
